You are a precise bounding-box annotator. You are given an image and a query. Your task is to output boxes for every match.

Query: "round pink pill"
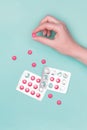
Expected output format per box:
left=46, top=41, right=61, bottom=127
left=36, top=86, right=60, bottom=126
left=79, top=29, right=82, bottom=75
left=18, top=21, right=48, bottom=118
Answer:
left=25, top=88, right=29, bottom=93
left=57, top=100, right=62, bottom=105
left=54, top=85, right=59, bottom=90
left=32, top=33, right=36, bottom=38
left=36, top=78, right=41, bottom=83
left=31, top=76, right=35, bottom=80
left=56, top=78, right=60, bottom=83
left=33, top=84, right=38, bottom=89
left=22, top=79, right=27, bottom=84
left=20, top=85, right=24, bottom=90
left=27, top=50, right=32, bottom=55
left=50, top=77, right=54, bottom=81
left=48, top=94, right=53, bottom=99
left=31, top=90, right=35, bottom=95
left=12, top=56, right=17, bottom=61
left=36, top=93, right=41, bottom=98
left=32, top=62, right=37, bottom=67
left=28, top=82, right=32, bottom=87
left=41, top=59, right=46, bottom=64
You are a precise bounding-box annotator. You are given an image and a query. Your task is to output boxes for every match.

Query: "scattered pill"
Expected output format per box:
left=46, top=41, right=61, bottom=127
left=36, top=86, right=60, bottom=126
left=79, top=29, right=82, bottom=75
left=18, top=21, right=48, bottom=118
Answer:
left=57, top=100, right=62, bottom=105
left=41, top=59, right=46, bottom=64
left=32, top=62, right=37, bottom=67
left=48, top=94, right=53, bottom=99
left=12, top=56, right=17, bottom=61
left=27, top=50, right=32, bottom=55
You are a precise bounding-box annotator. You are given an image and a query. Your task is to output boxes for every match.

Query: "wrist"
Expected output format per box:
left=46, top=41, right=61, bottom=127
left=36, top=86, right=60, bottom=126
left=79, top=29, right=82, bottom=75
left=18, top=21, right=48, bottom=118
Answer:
left=70, top=42, right=87, bottom=65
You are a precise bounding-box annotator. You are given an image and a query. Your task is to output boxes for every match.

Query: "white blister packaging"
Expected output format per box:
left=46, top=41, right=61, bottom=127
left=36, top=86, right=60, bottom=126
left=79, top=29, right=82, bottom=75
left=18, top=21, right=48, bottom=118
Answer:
left=16, top=70, right=47, bottom=101
left=40, top=67, right=71, bottom=94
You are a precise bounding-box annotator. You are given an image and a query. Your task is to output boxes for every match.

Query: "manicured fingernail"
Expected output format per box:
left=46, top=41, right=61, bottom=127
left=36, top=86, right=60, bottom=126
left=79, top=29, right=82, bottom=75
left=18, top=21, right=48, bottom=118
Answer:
left=32, top=33, right=37, bottom=38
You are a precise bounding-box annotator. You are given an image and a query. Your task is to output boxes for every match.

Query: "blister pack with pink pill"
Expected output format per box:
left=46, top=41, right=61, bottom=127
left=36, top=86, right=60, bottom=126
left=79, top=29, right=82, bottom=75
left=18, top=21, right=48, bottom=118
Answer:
left=16, top=70, right=47, bottom=101
left=40, top=67, right=71, bottom=94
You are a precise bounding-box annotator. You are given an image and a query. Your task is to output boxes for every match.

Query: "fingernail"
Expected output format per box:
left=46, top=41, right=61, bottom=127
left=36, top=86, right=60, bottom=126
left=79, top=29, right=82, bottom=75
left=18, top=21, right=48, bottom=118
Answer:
left=32, top=33, right=37, bottom=38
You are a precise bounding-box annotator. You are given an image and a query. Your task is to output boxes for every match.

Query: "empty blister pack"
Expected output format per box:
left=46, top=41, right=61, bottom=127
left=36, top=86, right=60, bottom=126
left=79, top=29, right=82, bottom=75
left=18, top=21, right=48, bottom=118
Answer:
left=16, top=70, right=47, bottom=101
left=40, top=67, right=71, bottom=94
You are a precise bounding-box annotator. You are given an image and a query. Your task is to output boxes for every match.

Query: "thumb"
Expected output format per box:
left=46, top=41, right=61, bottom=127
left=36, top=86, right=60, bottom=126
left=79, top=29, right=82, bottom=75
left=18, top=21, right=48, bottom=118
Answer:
left=33, top=36, right=54, bottom=47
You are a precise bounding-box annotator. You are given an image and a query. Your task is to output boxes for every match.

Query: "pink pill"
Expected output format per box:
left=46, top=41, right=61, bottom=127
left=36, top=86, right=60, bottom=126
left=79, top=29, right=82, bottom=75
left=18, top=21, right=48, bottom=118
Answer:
left=12, top=56, right=17, bottom=61
left=50, top=77, right=54, bottom=81
left=36, top=78, right=41, bottom=83
left=32, top=62, right=37, bottom=67
left=28, top=82, right=32, bottom=87
left=33, top=84, right=38, bottom=89
left=57, top=100, right=62, bottom=105
left=32, top=33, right=36, bottom=38
left=31, top=76, right=35, bottom=80
left=20, top=85, right=24, bottom=90
left=41, top=59, right=46, bottom=64
left=27, top=50, right=32, bottom=55
left=25, top=88, right=29, bottom=93
left=56, top=78, right=61, bottom=83
left=31, top=90, right=35, bottom=95
left=54, top=85, right=59, bottom=89
left=36, top=93, right=41, bottom=98
left=48, top=94, right=53, bottom=99
left=22, top=79, right=27, bottom=84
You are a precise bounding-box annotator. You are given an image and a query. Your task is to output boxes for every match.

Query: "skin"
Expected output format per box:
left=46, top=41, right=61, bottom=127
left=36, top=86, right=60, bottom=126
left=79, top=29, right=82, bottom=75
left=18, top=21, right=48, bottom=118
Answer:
left=32, top=15, right=87, bottom=65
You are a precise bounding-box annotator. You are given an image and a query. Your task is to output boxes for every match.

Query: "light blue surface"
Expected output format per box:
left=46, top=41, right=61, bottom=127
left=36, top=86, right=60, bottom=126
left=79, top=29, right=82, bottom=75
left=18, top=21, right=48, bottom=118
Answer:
left=0, top=0, right=87, bottom=130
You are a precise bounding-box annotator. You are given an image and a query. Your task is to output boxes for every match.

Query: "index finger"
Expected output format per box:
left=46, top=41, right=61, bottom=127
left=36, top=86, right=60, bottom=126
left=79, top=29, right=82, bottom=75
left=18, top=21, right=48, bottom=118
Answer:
left=40, top=15, right=60, bottom=24
left=33, top=23, right=59, bottom=33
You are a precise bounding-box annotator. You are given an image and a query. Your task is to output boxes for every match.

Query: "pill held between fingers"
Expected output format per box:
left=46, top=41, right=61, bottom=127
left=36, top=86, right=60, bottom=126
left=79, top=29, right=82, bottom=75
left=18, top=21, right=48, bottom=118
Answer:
left=12, top=56, right=17, bottom=61
left=32, top=33, right=37, bottom=38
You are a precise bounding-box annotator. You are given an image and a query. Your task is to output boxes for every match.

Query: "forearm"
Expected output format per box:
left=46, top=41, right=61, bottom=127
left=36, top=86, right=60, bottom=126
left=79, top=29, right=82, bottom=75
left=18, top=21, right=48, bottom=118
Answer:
left=69, top=42, right=87, bottom=65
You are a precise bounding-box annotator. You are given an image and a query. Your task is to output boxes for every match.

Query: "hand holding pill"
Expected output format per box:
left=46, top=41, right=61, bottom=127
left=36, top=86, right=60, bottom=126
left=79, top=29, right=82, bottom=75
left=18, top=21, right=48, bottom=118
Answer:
left=32, top=15, right=87, bottom=65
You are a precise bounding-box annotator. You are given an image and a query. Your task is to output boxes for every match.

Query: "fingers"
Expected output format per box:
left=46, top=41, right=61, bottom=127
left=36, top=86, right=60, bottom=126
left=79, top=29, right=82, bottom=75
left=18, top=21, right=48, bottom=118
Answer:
left=33, top=36, right=53, bottom=47
left=40, top=15, right=60, bottom=24
left=33, top=23, right=59, bottom=34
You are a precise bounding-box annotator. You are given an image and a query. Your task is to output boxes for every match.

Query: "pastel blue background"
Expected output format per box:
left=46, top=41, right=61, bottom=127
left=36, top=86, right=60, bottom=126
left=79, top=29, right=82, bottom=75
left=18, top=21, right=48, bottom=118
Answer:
left=0, top=0, right=87, bottom=130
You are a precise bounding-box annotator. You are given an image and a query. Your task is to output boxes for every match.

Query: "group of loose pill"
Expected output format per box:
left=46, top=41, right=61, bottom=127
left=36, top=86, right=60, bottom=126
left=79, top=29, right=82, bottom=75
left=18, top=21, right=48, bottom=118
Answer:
left=12, top=51, right=63, bottom=105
